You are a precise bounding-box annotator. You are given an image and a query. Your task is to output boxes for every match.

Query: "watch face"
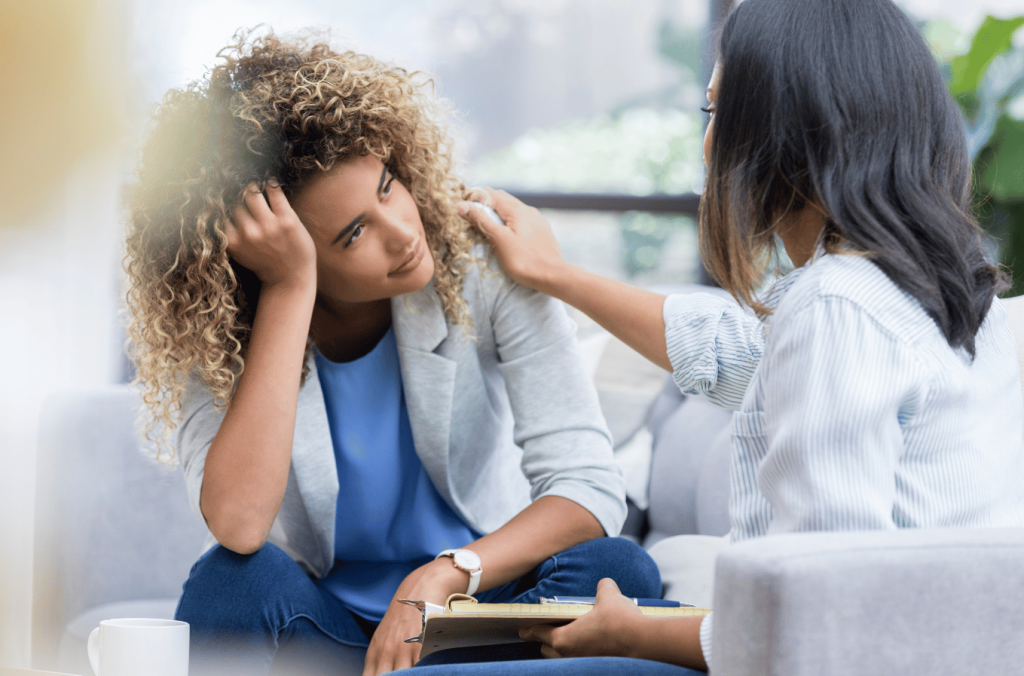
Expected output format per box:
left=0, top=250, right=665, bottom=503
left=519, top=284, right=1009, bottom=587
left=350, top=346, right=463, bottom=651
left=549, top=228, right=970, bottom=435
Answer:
left=453, top=549, right=481, bottom=571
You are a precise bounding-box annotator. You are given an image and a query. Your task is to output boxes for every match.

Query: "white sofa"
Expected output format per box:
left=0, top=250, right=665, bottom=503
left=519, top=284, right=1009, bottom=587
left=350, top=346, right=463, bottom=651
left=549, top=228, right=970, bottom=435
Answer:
left=32, top=294, right=1024, bottom=675
left=32, top=387, right=208, bottom=675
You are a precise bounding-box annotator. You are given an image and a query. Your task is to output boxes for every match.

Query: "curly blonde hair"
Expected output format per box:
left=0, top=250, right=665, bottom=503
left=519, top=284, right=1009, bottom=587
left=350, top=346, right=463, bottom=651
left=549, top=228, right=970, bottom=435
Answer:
left=125, top=30, right=480, bottom=461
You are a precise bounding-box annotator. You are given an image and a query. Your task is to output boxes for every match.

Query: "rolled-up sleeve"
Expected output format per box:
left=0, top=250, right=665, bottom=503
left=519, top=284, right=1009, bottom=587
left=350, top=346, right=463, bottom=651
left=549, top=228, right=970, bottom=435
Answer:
left=663, top=292, right=765, bottom=410
left=490, top=275, right=626, bottom=537
left=175, top=375, right=225, bottom=523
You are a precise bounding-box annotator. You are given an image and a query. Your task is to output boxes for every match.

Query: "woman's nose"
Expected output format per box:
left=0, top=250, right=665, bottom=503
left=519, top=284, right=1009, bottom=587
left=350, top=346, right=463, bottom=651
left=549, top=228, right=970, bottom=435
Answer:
left=382, top=212, right=418, bottom=252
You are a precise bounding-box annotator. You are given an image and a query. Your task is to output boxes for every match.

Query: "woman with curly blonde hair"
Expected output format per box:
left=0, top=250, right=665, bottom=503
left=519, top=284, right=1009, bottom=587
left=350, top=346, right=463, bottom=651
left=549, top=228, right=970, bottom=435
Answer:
left=124, top=31, right=658, bottom=676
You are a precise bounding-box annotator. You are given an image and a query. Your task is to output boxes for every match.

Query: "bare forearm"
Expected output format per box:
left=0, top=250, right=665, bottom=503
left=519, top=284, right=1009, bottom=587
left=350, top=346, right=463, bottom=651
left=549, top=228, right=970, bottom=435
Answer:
left=465, top=496, right=605, bottom=591
left=373, top=495, right=606, bottom=673
left=625, top=615, right=707, bottom=671
left=389, top=497, right=605, bottom=645
left=418, top=497, right=606, bottom=598
left=518, top=577, right=707, bottom=670
left=460, top=191, right=671, bottom=372
left=200, top=277, right=316, bottom=553
left=536, top=264, right=671, bottom=372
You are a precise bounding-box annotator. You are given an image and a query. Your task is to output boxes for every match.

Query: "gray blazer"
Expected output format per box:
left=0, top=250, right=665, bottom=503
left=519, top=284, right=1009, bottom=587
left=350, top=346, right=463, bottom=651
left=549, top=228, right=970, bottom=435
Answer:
left=177, top=253, right=626, bottom=577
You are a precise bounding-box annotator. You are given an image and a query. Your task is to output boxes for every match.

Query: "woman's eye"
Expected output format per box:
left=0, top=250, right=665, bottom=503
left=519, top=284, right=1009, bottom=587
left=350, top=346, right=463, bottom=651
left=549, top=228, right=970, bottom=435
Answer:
left=346, top=224, right=364, bottom=246
left=701, top=106, right=715, bottom=115
left=381, top=175, right=395, bottom=198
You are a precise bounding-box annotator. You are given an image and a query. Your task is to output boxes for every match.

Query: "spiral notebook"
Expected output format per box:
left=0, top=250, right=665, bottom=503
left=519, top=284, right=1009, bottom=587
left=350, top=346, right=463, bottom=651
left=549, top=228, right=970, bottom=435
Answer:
left=401, top=594, right=711, bottom=658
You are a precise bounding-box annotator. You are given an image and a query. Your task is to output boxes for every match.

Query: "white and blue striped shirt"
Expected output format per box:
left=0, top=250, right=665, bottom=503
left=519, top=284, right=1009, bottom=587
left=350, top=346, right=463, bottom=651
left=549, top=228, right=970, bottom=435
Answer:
left=664, top=252, right=1024, bottom=667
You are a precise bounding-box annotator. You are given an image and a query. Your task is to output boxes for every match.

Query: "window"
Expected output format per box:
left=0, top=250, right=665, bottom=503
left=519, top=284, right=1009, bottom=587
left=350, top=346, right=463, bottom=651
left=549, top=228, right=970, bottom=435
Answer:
left=130, top=0, right=722, bottom=286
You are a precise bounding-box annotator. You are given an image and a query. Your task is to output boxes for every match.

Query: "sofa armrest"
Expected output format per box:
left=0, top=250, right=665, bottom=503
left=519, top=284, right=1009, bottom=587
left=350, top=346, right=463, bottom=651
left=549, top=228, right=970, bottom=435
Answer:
left=711, top=528, right=1024, bottom=676
left=33, top=386, right=209, bottom=670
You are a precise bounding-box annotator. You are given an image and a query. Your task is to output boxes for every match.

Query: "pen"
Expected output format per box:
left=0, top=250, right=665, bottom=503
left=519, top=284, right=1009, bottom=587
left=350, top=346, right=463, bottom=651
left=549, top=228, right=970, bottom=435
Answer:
left=540, top=596, right=693, bottom=608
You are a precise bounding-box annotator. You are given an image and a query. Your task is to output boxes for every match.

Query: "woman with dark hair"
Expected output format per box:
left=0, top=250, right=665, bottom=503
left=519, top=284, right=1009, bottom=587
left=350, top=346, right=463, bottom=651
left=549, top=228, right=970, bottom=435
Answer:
left=426, top=0, right=1024, bottom=673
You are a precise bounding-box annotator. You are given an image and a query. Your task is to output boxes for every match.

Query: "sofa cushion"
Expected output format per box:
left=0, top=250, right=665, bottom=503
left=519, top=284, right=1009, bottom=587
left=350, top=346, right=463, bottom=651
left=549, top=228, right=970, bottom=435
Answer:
left=646, top=534, right=727, bottom=608
left=34, top=387, right=209, bottom=668
left=645, top=391, right=733, bottom=545
left=696, top=425, right=732, bottom=537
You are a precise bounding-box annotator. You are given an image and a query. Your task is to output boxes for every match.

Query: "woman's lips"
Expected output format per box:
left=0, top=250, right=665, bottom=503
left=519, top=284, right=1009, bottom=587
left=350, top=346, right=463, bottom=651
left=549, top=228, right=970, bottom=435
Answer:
left=389, top=239, right=425, bottom=276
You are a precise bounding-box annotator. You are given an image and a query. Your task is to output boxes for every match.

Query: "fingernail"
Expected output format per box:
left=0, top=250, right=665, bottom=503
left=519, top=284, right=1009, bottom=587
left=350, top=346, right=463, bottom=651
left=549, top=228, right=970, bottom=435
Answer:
left=267, top=177, right=280, bottom=188
left=456, top=202, right=471, bottom=216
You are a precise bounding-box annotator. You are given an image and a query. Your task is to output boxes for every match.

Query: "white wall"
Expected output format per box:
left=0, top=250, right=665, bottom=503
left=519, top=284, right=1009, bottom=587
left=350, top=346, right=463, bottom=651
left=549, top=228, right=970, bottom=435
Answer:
left=0, top=2, right=127, bottom=665
left=0, top=151, right=125, bottom=668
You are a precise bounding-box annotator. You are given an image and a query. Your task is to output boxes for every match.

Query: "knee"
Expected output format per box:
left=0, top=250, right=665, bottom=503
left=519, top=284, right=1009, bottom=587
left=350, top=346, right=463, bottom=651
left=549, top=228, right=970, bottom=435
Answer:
left=572, top=537, right=662, bottom=599
left=176, top=543, right=301, bottom=624
left=617, top=539, right=662, bottom=598
left=191, top=542, right=297, bottom=585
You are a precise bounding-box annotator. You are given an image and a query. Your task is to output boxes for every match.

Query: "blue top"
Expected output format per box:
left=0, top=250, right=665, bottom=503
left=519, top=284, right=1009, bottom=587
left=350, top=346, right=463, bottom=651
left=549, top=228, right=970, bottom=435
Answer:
left=314, top=327, right=480, bottom=621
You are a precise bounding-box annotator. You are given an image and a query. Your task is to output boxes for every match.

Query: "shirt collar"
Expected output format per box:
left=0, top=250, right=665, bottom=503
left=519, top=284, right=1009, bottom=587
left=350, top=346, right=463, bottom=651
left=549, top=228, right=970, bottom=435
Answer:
left=756, top=240, right=828, bottom=317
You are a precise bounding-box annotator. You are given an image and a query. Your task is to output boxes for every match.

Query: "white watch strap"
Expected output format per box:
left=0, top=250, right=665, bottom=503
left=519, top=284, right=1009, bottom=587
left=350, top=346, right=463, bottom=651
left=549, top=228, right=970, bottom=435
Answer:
left=466, top=568, right=482, bottom=596
left=436, top=549, right=482, bottom=596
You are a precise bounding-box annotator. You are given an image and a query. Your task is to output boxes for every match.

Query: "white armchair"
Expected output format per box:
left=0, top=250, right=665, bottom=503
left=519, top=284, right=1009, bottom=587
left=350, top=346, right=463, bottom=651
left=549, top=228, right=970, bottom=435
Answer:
left=712, top=527, right=1024, bottom=675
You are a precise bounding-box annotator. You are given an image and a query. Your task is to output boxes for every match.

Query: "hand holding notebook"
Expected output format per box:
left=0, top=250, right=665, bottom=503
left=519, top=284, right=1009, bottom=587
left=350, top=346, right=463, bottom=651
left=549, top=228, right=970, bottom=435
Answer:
left=401, top=583, right=710, bottom=659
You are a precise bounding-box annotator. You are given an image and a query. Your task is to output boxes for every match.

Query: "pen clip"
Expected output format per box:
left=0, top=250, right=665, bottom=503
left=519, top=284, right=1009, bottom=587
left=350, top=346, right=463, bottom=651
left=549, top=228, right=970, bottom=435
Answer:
left=539, top=596, right=594, bottom=605
left=398, top=598, right=427, bottom=611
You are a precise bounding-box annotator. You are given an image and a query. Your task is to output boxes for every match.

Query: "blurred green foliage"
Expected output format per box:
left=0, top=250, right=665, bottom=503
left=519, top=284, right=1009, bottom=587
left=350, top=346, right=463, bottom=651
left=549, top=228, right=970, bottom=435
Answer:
left=619, top=213, right=695, bottom=278
left=657, top=20, right=703, bottom=83
left=949, top=17, right=1024, bottom=96
left=469, top=18, right=707, bottom=280
left=469, top=108, right=703, bottom=196
left=943, top=16, right=1024, bottom=296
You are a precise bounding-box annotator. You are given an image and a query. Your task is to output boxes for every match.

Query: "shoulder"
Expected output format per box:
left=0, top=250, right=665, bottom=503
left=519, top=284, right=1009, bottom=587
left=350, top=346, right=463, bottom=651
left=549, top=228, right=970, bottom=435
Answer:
left=774, top=252, right=935, bottom=348
left=459, top=242, right=512, bottom=302
left=459, top=242, right=562, bottom=320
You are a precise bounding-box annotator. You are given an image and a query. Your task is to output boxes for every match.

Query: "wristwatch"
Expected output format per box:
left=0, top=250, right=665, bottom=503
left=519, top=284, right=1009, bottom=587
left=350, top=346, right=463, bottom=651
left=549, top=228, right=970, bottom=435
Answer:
left=435, top=548, right=483, bottom=596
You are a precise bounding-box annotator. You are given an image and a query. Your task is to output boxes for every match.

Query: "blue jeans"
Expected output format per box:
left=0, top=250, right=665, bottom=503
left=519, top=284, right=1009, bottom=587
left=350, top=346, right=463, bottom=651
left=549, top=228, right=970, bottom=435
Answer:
left=405, top=657, right=704, bottom=675
left=175, top=537, right=661, bottom=676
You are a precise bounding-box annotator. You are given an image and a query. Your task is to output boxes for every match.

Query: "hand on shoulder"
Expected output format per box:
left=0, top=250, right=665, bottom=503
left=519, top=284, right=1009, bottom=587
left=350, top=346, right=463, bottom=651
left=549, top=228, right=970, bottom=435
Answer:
left=457, top=188, right=572, bottom=296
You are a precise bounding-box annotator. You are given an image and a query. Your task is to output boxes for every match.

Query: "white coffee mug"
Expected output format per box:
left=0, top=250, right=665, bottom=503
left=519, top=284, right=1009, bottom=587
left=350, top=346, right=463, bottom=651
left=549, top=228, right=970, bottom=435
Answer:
left=87, top=618, right=189, bottom=676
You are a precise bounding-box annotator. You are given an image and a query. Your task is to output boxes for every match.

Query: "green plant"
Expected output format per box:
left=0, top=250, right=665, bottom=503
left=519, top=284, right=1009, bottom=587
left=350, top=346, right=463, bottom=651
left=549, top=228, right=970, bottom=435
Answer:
left=945, top=16, right=1024, bottom=296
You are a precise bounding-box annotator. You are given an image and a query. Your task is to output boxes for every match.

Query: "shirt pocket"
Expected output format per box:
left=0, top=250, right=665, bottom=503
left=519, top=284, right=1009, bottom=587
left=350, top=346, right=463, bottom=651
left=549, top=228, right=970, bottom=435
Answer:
left=729, top=409, right=772, bottom=539
left=732, top=409, right=766, bottom=436
left=731, top=410, right=770, bottom=458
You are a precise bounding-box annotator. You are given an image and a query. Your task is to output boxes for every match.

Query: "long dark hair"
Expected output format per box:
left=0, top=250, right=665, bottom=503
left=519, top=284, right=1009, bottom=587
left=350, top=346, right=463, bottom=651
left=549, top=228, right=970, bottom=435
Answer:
left=700, top=0, right=1008, bottom=357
